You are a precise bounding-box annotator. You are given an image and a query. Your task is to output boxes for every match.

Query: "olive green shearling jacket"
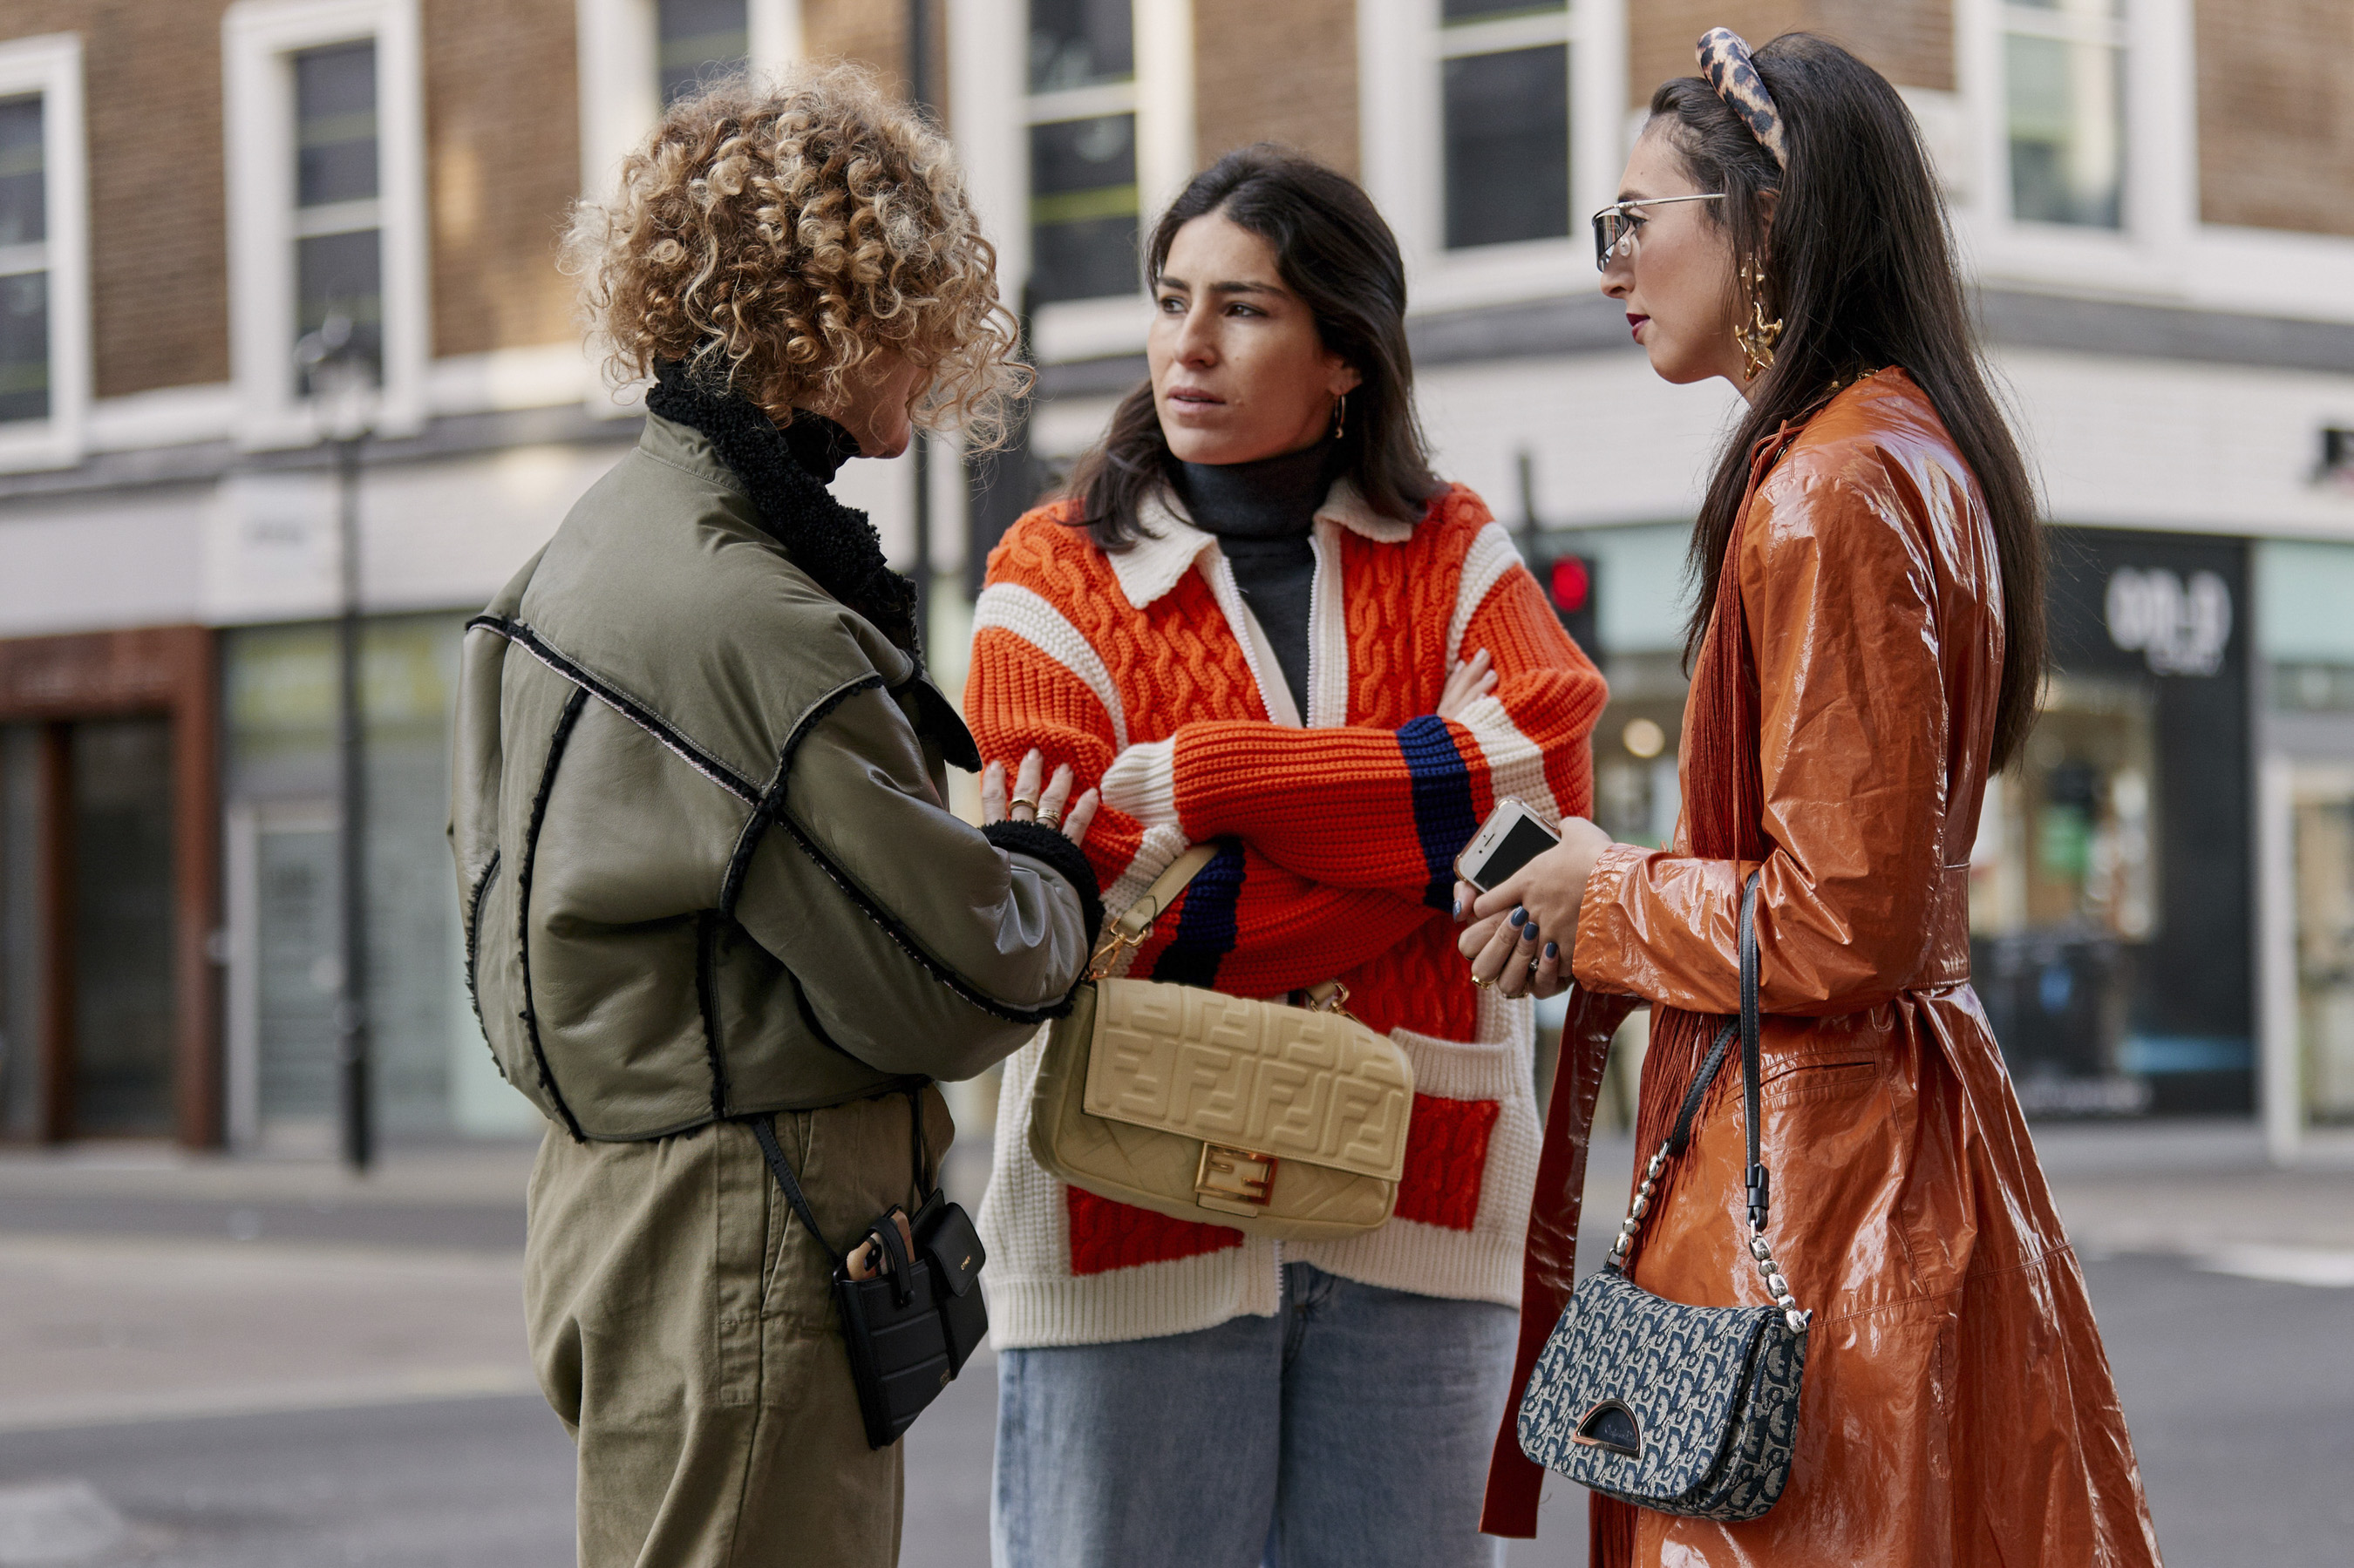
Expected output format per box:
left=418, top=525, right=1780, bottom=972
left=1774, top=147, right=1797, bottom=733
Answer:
left=450, top=413, right=1100, bottom=1142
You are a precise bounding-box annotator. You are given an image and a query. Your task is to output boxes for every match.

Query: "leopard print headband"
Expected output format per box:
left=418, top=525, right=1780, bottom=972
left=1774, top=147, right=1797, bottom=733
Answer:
left=1697, top=27, right=1789, bottom=171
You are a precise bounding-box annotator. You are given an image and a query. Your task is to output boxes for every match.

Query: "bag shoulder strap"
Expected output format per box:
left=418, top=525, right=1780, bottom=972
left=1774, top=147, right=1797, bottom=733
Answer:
left=1119, top=844, right=1221, bottom=940
left=1604, top=870, right=1808, bottom=1334
left=1662, top=871, right=1766, bottom=1230
left=1088, top=843, right=1219, bottom=977
left=748, top=1088, right=932, bottom=1270
left=749, top=1114, right=838, bottom=1264
left=1096, top=844, right=1349, bottom=1011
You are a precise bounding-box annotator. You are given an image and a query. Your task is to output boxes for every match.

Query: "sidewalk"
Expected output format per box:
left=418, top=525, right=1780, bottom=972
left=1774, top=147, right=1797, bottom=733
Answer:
left=8, top=1115, right=2349, bottom=1253
left=1580, top=1116, right=2354, bottom=1282
left=0, top=1140, right=539, bottom=1207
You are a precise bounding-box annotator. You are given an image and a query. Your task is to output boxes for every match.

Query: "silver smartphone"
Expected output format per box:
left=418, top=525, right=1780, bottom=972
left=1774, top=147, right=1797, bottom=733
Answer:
left=1453, top=798, right=1561, bottom=893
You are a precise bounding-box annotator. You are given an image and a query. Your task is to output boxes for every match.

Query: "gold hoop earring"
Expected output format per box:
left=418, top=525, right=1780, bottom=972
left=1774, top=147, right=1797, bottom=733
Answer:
left=1736, top=261, right=1783, bottom=382
left=1330, top=391, right=1346, bottom=441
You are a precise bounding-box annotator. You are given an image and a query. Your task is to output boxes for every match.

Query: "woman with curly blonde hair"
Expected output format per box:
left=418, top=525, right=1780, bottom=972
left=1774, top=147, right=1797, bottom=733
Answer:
left=449, top=64, right=1102, bottom=1568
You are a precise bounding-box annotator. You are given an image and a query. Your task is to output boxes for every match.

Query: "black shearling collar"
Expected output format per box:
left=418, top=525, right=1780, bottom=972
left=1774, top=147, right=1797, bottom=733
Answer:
left=645, top=360, right=922, bottom=662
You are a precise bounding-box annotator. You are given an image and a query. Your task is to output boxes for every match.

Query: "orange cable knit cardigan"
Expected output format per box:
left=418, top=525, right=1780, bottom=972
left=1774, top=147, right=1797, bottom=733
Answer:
left=967, top=479, right=1609, bottom=1346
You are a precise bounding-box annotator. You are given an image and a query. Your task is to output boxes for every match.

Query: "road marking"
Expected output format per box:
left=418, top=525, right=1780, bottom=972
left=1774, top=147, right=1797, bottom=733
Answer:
left=0, top=1479, right=126, bottom=1563
left=2194, top=1245, right=2354, bottom=1289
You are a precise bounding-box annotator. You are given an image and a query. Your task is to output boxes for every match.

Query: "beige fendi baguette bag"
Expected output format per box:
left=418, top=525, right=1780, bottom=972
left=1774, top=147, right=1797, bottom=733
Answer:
left=1027, top=845, right=1418, bottom=1241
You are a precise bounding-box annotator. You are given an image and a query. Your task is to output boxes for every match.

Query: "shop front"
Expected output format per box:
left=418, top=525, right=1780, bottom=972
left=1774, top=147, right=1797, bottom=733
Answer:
left=1970, top=526, right=2253, bottom=1116
left=1567, top=519, right=2270, bottom=1123
left=219, top=613, right=533, bottom=1151
left=0, top=627, right=220, bottom=1146
left=2257, top=539, right=2354, bottom=1150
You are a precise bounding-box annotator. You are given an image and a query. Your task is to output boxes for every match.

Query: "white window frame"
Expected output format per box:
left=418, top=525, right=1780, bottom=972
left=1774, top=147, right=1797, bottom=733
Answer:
left=1358, top=0, right=1625, bottom=318
left=0, top=33, right=91, bottom=475
left=951, top=0, right=1191, bottom=365
left=576, top=0, right=803, bottom=200
left=1953, top=0, right=2200, bottom=298
left=224, top=0, right=429, bottom=446
left=1995, top=0, right=2131, bottom=231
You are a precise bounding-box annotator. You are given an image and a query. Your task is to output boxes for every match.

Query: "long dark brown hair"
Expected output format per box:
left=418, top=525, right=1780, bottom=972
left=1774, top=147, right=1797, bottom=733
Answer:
left=1653, top=34, right=2046, bottom=769
left=1064, top=145, right=1440, bottom=549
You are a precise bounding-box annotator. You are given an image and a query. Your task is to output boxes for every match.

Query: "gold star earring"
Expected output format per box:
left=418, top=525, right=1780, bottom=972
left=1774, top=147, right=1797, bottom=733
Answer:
left=1736, top=261, right=1783, bottom=381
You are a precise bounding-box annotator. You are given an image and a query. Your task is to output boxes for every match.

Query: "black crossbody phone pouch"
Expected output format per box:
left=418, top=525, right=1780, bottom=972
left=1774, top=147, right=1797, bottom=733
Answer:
left=745, top=1091, right=986, bottom=1449
left=1516, top=873, right=1813, bottom=1520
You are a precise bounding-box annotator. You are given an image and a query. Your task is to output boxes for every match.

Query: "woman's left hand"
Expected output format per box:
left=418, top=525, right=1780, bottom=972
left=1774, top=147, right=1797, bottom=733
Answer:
left=981, top=747, right=1099, bottom=846
left=1453, top=817, right=1614, bottom=999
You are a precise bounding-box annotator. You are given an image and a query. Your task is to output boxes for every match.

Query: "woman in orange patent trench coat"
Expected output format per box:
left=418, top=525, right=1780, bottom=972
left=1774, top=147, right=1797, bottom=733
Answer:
left=1462, top=31, right=2165, bottom=1568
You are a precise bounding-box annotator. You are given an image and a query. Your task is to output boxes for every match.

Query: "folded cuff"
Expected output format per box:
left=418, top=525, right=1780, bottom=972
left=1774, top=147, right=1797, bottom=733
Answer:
left=1099, top=736, right=1179, bottom=830
left=984, top=819, right=1106, bottom=948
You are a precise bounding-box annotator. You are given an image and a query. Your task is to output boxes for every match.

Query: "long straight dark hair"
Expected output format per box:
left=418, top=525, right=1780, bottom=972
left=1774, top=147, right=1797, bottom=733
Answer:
left=1064, top=145, right=1440, bottom=550
left=1655, top=34, right=2046, bottom=770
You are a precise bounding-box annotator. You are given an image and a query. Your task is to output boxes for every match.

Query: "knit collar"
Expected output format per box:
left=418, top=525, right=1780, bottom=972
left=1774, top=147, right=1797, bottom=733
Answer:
left=643, top=360, right=922, bottom=661
left=1105, top=478, right=1417, bottom=610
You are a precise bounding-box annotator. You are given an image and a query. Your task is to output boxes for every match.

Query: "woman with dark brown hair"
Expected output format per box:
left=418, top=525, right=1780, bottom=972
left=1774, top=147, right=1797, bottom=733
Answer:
left=1460, top=31, right=2165, bottom=1568
left=969, top=146, right=1607, bottom=1566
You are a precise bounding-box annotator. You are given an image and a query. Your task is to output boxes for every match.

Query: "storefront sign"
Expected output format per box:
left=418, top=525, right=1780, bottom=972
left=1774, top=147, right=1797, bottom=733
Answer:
left=2105, top=566, right=2233, bottom=676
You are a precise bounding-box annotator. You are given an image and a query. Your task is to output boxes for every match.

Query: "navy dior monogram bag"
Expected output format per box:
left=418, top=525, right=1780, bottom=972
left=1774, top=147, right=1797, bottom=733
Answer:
left=1516, top=873, right=1812, bottom=1519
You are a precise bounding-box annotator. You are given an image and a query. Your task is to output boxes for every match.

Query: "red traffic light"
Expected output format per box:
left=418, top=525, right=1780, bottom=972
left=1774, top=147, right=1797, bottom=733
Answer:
left=1548, top=555, right=1590, bottom=614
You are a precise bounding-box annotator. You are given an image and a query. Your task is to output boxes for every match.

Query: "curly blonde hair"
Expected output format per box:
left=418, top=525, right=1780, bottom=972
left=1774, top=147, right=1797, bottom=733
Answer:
left=564, top=64, right=1027, bottom=447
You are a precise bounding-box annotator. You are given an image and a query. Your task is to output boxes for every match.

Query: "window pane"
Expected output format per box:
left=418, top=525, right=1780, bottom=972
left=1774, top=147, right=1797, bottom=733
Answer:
left=1443, top=44, right=1570, bottom=250
left=2007, top=32, right=2123, bottom=227
left=1029, top=113, right=1137, bottom=302
left=296, top=228, right=383, bottom=383
left=71, top=718, right=178, bottom=1137
left=2008, top=0, right=2126, bottom=15
left=1444, top=0, right=1567, bottom=22
left=0, top=270, right=47, bottom=424
left=658, top=0, right=749, bottom=105
left=295, top=42, right=378, bottom=207
left=0, top=95, right=43, bottom=248
left=1030, top=0, right=1133, bottom=92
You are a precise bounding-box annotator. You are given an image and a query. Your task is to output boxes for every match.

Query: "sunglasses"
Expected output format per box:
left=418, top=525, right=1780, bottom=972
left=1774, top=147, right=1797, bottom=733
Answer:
left=1590, top=193, right=1727, bottom=271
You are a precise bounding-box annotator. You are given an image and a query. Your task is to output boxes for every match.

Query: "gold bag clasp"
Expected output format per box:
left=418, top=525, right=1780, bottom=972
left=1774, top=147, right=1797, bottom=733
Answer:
left=1194, top=1143, right=1279, bottom=1215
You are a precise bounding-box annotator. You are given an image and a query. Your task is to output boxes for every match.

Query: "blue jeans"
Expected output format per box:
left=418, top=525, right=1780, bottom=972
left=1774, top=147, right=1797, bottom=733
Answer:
left=991, top=1263, right=1514, bottom=1568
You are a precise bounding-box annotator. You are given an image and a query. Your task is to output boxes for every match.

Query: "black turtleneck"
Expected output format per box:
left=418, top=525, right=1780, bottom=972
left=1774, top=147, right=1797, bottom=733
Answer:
left=780, top=408, right=863, bottom=485
left=1176, top=440, right=1335, bottom=720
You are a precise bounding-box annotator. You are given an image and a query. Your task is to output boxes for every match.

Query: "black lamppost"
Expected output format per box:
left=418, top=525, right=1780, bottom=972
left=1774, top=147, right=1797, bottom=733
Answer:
left=295, top=314, right=374, bottom=1174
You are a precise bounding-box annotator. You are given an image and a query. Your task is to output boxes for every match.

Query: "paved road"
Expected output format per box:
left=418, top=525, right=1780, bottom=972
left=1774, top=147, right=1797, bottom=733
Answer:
left=0, top=1128, right=2345, bottom=1566
left=0, top=1251, right=2345, bottom=1567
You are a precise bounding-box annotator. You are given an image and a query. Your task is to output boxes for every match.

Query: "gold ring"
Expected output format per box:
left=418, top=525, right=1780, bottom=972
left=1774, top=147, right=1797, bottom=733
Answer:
left=1038, top=810, right=1062, bottom=831
left=1472, top=973, right=1496, bottom=990
left=1009, top=794, right=1040, bottom=816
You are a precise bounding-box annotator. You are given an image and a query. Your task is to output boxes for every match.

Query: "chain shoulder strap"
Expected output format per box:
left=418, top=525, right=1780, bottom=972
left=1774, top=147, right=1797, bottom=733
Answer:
left=1603, top=872, right=1811, bottom=1336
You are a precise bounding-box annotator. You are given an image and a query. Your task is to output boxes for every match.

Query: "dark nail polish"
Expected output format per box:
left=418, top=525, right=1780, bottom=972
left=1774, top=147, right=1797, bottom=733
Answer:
left=1545, top=941, right=1560, bottom=960
left=1508, top=906, right=1527, bottom=928
left=1521, top=920, right=1540, bottom=943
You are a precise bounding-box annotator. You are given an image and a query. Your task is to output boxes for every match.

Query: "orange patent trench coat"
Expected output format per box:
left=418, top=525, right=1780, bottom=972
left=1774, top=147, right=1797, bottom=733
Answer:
left=1483, top=372, right=2165, bottom=1565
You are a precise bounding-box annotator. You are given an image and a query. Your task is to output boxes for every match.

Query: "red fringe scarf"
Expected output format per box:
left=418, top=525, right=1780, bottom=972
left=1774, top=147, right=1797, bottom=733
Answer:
left=1589, top=420, right=1801, bottom=1567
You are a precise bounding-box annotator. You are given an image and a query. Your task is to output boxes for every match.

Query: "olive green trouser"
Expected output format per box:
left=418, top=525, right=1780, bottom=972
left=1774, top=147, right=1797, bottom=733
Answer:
left=525, top=1089, right=955, bottom=1568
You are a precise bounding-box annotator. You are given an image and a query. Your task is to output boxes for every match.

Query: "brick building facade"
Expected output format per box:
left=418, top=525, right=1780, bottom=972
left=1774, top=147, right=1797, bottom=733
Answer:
left=0, top=1, right=2348, bottom=1155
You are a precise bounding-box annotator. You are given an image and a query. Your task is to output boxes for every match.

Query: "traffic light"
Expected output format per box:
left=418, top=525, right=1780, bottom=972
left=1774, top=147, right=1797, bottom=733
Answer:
left=1540, top=551, right=1600, bottom=656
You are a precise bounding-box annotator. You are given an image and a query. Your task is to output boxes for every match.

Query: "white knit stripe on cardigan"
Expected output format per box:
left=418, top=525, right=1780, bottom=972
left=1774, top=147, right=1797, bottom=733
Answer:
left=971, top=582, right=1130, bottom=751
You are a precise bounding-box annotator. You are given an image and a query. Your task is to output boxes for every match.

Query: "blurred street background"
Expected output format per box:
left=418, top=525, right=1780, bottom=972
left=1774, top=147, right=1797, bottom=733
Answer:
left=0, top=0, right=2351, bottom=1563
